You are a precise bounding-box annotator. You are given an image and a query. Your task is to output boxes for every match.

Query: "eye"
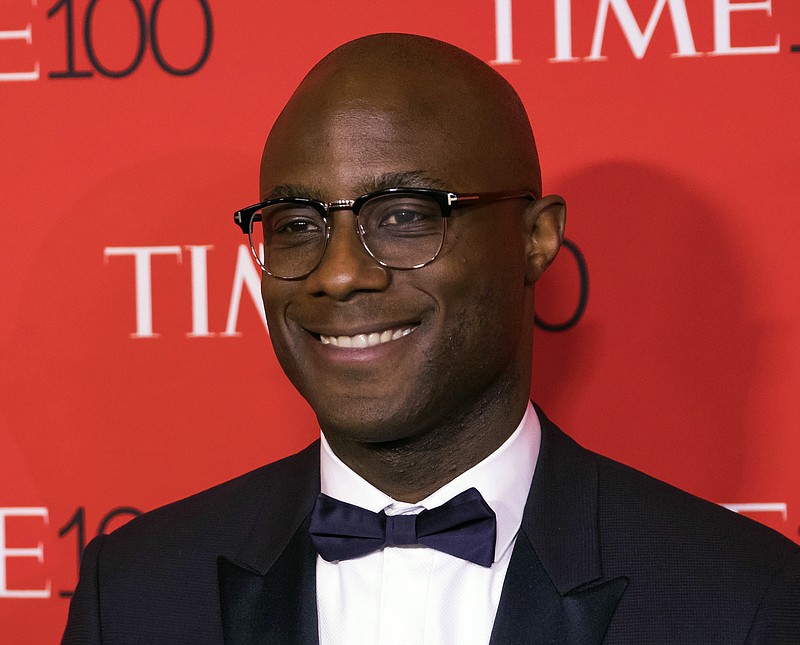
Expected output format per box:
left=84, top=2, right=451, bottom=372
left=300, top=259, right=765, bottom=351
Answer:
left=274, top=217, right=322, bottom=235
left=367, top=196, right=441, bottom=234
left=381, top=208, right=433, bottom=226
left=261, top=202, right=325, bottom=254
left=264, top=204, right=324, bottom=237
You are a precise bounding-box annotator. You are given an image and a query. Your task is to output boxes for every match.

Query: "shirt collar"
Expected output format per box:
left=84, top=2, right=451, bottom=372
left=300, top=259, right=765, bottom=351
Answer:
left=319, top=401, right=541, bottom=563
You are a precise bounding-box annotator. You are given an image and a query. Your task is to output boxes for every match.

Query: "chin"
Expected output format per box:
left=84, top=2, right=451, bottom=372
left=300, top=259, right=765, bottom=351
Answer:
left=315, top=403, right=425, bottom=447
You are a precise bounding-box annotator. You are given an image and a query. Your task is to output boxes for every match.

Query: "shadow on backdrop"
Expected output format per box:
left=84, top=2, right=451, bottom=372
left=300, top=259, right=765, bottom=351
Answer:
left=0, top=150, right=318, bottom=512
left=532, top=161, right=760, bottom=502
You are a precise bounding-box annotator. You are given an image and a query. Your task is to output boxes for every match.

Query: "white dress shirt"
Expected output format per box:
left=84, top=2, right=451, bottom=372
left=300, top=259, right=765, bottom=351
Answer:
left=316, top=402, right=541, bottom=645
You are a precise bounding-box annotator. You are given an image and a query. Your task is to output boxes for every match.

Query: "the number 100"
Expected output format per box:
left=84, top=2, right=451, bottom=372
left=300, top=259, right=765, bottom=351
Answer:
left=47, top=0, right=213, bottom=79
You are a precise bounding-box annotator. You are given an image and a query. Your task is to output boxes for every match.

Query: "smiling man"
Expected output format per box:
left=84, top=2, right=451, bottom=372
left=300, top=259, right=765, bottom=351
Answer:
left=253, top=35, right=560, bottom=507
left=63, top=34, right=799, bottom=644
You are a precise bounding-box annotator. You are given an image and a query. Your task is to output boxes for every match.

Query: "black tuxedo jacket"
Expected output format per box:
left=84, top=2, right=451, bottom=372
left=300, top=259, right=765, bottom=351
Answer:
left=62, top=409, right=800, bottom=643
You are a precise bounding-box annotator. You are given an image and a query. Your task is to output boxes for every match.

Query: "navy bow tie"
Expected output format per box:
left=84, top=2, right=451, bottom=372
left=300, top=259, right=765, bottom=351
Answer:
left=309, top=487, right=497, bottom=567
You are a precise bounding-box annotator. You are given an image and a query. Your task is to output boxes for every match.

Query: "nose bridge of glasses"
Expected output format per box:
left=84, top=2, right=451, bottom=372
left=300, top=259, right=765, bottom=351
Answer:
left=305, top=205, right=390, bottom=295
left=323, top=200, right=361, bottom=233
left=326, top=199, right=356, bottom=211
left=318, top=203, right=375, bottom=266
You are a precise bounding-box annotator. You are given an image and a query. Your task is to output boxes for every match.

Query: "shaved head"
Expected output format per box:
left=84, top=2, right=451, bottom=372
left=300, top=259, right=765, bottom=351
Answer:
left=257, top=34, right=564, bottom=500
left=261, top=33, right=542, bottom=198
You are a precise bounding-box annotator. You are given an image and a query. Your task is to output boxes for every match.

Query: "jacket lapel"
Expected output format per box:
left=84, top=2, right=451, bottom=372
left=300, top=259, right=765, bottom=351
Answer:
left=216, top=411, right=627, bottom=644
left=489, top=532, right=627, bottom=644
left=218, top=442, right=321, bottom=645
left=490, top=408, right=627, bottom=644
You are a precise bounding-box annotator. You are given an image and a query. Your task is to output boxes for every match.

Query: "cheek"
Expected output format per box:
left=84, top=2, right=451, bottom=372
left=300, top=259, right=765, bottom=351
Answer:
left=438, top=222, right=529, bottom=316
left=261, top=275, right=296, bottom=322
left=260, top=279, right=279, bottom=331
left=431, top=236, right=529, bottom=356
left=261, top=280, right=299, bottom=364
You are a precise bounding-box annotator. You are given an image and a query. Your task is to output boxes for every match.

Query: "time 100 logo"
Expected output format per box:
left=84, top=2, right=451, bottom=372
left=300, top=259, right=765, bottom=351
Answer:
left=49, top=0, right=212, bottom=78
left=3, top=0, right=212, bottom=81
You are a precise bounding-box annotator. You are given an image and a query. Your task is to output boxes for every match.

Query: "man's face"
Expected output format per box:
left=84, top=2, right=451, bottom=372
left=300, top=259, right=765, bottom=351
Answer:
left=259, top=93, right=536, bottom=445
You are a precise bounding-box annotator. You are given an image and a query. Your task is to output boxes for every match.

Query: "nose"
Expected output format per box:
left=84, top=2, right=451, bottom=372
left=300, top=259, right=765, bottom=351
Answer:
left=303, top=211, right=390, bottom=300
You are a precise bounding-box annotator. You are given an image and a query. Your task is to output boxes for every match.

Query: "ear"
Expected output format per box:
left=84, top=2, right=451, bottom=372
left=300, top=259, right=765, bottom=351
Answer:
left=523, top=194, right=566, bottom=284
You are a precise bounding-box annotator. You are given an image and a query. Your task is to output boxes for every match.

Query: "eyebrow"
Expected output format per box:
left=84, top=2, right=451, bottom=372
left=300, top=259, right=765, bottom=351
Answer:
left=263, top=171, right=449, bottom=202
left=356, top=171, right=449, bottom=194
left=264, top=183, right=321, bottom=200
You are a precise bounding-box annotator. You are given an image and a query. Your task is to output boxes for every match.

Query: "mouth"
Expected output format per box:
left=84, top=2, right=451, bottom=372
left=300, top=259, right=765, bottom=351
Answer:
left=315, top=324, right=419, bottom=348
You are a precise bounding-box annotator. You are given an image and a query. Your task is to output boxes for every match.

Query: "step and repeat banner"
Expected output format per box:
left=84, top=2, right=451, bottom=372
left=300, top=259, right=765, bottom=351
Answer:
left=2, top=0, right=798, bottom=640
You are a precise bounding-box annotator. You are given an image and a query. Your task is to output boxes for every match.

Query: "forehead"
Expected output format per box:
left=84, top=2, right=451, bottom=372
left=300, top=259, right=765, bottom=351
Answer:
left=266, top=171, right=450, bottom=203
left=261, top=96, right=506, bottom=200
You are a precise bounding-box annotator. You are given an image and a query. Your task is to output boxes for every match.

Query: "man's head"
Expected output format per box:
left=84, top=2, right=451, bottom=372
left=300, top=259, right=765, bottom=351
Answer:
left=257, top=34, right=564, bottom=462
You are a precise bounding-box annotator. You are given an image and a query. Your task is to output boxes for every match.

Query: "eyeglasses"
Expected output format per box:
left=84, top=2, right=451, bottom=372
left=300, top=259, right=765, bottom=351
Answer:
left=233, top=187, right=537, bottom=279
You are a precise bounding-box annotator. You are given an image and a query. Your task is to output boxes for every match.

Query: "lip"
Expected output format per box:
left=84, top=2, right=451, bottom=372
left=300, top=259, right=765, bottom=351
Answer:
left=319, top=325, right=418, bottom=348
left=300, top=321, right=422, bottom=359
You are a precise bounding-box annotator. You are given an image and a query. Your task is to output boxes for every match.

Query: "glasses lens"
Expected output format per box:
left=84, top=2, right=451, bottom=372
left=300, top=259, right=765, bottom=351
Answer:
left=250, top=202, right=326, bottom=278
left=359, top=193, right=445, bottom=268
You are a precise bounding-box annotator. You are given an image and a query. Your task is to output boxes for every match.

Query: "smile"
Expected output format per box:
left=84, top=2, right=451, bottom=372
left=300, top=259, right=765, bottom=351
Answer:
left=319, top=325, right=418, bottom=348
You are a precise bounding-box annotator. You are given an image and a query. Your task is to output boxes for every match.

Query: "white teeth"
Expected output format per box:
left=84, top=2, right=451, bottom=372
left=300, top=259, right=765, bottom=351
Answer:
left=319, top=326, right=417, bottom=348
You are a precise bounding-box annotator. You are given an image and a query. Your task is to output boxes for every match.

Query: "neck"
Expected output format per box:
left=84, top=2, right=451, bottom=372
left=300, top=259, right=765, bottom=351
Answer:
left=323, top=387, right=529, bottom=502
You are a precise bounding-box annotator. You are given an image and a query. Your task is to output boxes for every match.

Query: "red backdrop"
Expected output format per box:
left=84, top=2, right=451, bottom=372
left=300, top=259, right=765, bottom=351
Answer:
left=1, top=0, right=798, bottom=640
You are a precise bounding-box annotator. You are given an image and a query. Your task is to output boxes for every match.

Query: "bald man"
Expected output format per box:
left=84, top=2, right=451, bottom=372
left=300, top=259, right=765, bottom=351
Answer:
left=63, top=34, right=800, bottom=644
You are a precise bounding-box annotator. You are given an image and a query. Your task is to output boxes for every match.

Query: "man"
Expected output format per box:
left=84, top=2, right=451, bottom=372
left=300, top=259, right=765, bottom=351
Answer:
left=63, top=34, right=800, bottom=644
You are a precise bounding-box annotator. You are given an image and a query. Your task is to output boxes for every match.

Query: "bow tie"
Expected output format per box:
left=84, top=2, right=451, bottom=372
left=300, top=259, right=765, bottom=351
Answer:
left=309, top=487, right=497, bottom=567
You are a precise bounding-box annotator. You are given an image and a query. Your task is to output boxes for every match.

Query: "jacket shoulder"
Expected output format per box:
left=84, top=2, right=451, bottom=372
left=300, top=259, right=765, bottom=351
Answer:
left=588, top=440, right=800, bottom=642
left=537, top=410, right=797, bottom=561
left=102, top=440, right=319, bottom=562
left=63, top=442, right=320, bottom=644
left=593, top=449, right=798, bottom=563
